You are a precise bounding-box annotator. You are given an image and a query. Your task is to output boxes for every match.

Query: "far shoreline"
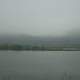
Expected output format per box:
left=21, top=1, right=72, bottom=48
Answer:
left=0, top=50, right=80, bottom=51
left=0, top=44, right=80, bottom=51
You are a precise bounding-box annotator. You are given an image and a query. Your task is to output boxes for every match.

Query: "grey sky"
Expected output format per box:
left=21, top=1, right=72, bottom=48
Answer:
left=0, top=0, right=80, bottom=36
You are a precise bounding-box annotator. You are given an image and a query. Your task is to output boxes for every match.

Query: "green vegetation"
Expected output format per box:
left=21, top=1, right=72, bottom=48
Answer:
left=0, top=44, right=80, bottom=51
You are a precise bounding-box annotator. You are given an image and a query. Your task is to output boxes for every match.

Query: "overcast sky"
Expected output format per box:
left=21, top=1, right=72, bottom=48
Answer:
left=0, top=0, right=80, bottom=36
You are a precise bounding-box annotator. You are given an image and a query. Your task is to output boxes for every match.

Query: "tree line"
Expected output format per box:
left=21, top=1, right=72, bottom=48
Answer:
left=0, top=44, right=80, bottom=51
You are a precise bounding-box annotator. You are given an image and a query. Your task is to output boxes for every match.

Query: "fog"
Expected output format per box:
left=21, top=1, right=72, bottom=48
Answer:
left=0, top=0, right=80, bottom=37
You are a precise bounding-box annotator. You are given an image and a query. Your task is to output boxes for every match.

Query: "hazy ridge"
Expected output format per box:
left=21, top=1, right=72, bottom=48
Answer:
left=0, top=33, right=80, bottom=47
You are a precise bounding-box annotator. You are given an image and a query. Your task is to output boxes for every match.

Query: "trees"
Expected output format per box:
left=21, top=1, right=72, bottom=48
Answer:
left=9, top=44, right=23, bottom=50
left=0, top=44, right=8, bottom=50
left=24, top=45, right=32, bottom=50
left=0, top=44, right=79, bottom=51
left=31, top=46, right=40, bottom=50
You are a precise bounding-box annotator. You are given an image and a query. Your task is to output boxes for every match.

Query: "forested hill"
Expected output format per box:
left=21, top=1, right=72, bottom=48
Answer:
left=0, top=34, right=80, bottom=50
left=0, top=34, right=80, bottom=47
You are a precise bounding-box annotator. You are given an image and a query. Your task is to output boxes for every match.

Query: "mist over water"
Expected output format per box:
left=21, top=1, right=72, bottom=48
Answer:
left=0, top=0, right=80, bottom=80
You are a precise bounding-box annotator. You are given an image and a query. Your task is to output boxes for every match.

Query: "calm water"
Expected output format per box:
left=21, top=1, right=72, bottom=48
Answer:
left=0, top=51, right=80, bottom=80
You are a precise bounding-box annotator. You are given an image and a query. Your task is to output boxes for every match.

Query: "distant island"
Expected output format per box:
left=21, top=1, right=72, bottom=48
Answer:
left=0, top=44, right=80, bottom=51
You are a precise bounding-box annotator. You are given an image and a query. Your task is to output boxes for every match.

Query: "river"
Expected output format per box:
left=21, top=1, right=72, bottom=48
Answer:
left=0, top=51, right=80, bottom=80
